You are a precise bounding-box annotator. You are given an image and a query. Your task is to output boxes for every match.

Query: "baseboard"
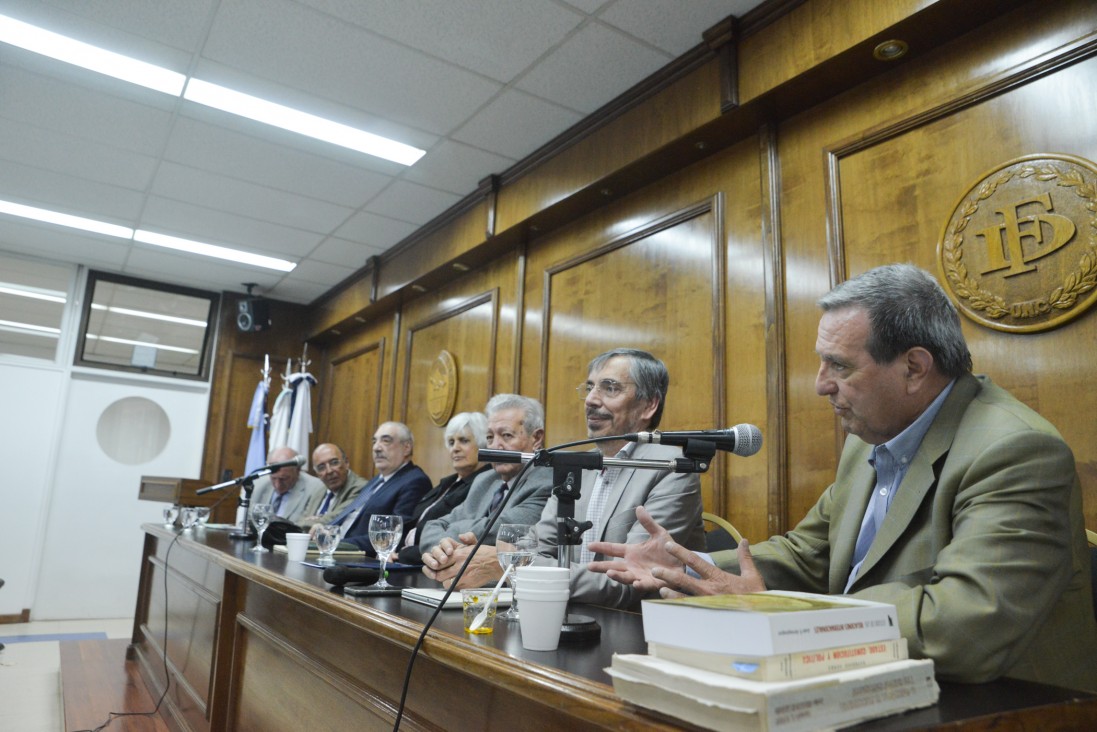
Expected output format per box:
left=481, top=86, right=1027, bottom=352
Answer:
left=0, top=609, right=32, bottom=624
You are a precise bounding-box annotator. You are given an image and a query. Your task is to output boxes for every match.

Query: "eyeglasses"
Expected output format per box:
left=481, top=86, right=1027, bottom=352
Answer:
left=314, top=458, right=344, bottom=473
left=576, top=379, right=634, bottom=400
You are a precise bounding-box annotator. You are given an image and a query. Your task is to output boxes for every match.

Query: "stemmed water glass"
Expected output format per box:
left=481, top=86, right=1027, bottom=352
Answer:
left=250, top=503, right=273, bottom=553
left=366, top=514, right=403, bottom=589
left=496, top=523, right=536, bottom=621
left=314, top=523, right=342, bottom=565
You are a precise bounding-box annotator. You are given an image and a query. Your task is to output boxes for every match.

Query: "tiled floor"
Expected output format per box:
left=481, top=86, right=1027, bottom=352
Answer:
left=0, top=618, right=133, bottom=732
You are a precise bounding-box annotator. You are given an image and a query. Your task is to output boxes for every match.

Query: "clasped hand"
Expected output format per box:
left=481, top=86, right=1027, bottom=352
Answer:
left=421, top=532, right=503, bottom=589
left=587, top=506, right=767, bottom=598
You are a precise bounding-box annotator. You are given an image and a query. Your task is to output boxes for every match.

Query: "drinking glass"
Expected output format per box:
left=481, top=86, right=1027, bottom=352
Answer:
left=180, top=507, right=198, bottom=532
left=496, top=523, right=536, bottom=621
left=314, top=524, right=342, bottom=565
left=366, top=514, right=403, bottom=589
left=250, top=503, right=273, bottom=553
left=163, top=505, right=179, bottom=528
left=194, top=507, right=211, bottom=527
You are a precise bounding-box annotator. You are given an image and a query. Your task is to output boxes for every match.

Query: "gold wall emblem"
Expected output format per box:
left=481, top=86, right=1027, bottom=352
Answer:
left=938, top=154, right=1097, bottom=332
left=426, top=350, right=458, bottom=427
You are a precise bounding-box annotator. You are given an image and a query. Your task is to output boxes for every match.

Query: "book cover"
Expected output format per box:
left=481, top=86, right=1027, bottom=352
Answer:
left=641, top=590, right=899, bottom=656
left=648, top=637, right=908, bottom=682
left=608, top=655, right=937, bottom=732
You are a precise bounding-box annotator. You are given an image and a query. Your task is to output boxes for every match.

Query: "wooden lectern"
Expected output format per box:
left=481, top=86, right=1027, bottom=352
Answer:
left=138, top=476, right=237, bottom=523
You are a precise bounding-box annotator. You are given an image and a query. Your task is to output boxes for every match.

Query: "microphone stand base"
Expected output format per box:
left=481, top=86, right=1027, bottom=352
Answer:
left=560, top=613, right=600, bottom=642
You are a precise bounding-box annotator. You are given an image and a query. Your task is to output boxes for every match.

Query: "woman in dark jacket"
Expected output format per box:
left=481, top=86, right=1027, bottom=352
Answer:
left=398, top=412, right=491, bottom=563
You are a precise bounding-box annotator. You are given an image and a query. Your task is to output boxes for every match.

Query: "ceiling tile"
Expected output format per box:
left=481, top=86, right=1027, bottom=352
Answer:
left=403, top=140, right=516, bottom=196
left=332, top=211, right=419, bottom=251
left=310, top=237, right=386, bottom=268
left=516, top=22, right=673, bottom=114
left=599, top=0, right=742, bottom=54
left=149, top=162, right=354, bottom=233
left=452, top=89, right=584, bottom=160
left=364, top=181, right=464, bottom=227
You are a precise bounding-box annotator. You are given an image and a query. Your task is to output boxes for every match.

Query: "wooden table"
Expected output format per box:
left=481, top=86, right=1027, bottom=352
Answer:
left=130, top=524, right=1097, bottom=731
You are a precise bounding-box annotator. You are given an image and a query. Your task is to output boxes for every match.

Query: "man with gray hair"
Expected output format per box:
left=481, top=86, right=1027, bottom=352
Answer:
left=591, top=264, right=1097, bottom=691
left=249, top=446, right=325, bottom=524
left=419, top=394, right=554, bottom=587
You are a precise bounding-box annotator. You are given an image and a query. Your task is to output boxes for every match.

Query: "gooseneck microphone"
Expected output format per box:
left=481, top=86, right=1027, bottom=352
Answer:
left=626, top=423, right=763, bottom=457
left=251, top=455, right=306, bottom=474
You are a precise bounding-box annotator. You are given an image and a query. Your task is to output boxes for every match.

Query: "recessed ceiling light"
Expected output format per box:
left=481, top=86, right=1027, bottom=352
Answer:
left=0, top=14, right=424, bottom=166
left=183, top=79, right=426, bottom=165
left=134, top=230, right=296, bottom=272
left=0, top=199, right=133, bottom=239
left=0, top=13, right=186, bottom=95
left=873, top=39, right=909, bottom=61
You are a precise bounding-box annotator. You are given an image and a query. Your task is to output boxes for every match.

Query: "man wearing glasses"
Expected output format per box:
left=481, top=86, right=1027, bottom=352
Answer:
left=422, top=348, right=706, bottom=608
left=534, top=347, right=706, bottom=607
left=297, top=443, right=369, bottom=529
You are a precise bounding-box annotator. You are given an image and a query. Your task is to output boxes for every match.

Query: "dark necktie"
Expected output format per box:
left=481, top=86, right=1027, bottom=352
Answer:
left=271, top=491, right=285, bottom=517
left=488, top=482, right=509, bottom=515
left=317, top=491, right=334, bottom=515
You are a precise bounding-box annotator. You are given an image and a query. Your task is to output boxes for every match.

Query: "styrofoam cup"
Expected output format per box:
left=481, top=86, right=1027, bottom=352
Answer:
left=285, top=532, right=311, bottom=562
left=516, top=566, right=570, bottom=582
left=516, top=587, right=569, bottom=651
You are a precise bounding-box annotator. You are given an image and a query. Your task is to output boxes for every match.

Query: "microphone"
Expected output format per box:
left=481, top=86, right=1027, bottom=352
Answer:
left=322, top=565, right=380, bottom=586
left=250, top=455, right=306, bottom=475
left=627, top=423, right=763, bottom=457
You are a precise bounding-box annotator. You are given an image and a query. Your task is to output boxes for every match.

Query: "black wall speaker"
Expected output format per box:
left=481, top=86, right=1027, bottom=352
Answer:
left=236, top=298, right=271, bottom=332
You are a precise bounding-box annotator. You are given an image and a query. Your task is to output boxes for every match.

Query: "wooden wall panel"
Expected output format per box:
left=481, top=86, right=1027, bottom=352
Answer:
left=399, top=292, right=499, bottom=483
left=520, top=136, right=769, bottom=539
left=778, top=0, right=1097, bottom=529
left=321, top=340, right=385, bottom=473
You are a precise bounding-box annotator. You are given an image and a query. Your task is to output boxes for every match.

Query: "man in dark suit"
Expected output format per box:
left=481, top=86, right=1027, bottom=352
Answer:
left=590, top=264, right=1097, bottom=691
left=330, top=422, right=432, bottom=551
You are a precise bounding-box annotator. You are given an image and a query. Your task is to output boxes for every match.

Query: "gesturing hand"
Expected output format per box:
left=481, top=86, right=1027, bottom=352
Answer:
left=587, top=506, right=767, bottom=597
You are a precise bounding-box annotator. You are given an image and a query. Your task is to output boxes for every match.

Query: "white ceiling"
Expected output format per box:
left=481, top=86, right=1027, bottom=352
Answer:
left=0, top=0, right=763, bottom=305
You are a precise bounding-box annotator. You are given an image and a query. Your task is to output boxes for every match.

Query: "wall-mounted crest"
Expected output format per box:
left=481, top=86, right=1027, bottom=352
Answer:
left=938, top=153, right=1097, bottom=332
left=427, top=350, right=458, bottom=427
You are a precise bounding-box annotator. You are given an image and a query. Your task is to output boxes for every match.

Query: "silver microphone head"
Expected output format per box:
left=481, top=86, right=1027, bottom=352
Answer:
left=731, top=423, right=763, bottom=457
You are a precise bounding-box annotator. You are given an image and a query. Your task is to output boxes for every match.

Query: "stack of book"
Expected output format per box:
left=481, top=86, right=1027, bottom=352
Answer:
left=607, top=590, right=938, bottom=732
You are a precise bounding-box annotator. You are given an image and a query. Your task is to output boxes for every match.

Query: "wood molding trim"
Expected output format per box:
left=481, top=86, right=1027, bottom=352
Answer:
left=759, top=123, right=790, bottom=535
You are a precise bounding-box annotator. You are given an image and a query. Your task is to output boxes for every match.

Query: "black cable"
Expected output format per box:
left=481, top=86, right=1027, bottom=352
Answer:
left=71, top=532, right=180, bottom=732
left=391, top=456, right=539, bottom=731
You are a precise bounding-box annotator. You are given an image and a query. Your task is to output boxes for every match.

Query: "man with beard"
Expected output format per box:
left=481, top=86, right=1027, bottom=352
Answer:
left=422, top=349, right=705, bottom=608
left=534, top=347, right=705, bottom=607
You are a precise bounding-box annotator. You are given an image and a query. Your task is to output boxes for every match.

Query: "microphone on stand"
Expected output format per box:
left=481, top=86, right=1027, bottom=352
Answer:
left=625, top=423, right=763, bottom=457
left=250, top=455, right=307, bottom=475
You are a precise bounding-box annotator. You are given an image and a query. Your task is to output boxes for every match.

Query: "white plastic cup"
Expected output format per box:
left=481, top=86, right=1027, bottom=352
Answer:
left=285, top=532, right=311, bottom=562
left=516, top=566, right=570, bottom=582
left=516, top=586, right=570, bottom=651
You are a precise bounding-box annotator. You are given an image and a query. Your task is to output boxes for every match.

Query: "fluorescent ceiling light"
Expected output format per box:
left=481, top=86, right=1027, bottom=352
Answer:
left=0, top=319, right=61, bottom=336
left=0, top=198, right=297, bottom=272
left=0, top=283, right=67, bottom=303
left=0, top=15, right=423, bottom=165
left=0, top=13, right=185, bottom=95
left=0, top=199, right=133, bottom=239
left=184, top=79, right=426, bottom=165
left=86, top=333, right=198, bottom=354
left=134, top=230, right=296, bottom=272
left=91, top=303, right=207, bottom=327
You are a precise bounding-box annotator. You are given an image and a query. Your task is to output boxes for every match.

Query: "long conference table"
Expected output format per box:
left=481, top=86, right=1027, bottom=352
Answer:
left=131, top=524, right=1097, bottom=731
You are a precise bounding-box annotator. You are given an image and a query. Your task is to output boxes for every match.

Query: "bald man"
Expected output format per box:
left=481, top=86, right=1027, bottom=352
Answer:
left=249, top=447, right=325, bottom=524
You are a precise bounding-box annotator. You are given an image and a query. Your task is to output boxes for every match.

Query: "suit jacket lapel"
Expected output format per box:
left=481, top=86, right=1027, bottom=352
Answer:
left=848, top=374, right=978, bottom=586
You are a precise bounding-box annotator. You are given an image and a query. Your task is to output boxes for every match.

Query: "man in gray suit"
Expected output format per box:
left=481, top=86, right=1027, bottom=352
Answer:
left=536, top=348, right=705, bottom=607
left=249, top=447, right=324, bottom=524
left=420, top=394, right=554, bottom=588
left=590, top=265, right=1097, bottom=691
left=423, top=349, right=706, bottom=606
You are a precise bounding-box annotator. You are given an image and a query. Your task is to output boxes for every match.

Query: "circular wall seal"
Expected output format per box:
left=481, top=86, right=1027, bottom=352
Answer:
left=426, top=350, right=458, bottom=427
left=938, top=153, right=1097, bottom=333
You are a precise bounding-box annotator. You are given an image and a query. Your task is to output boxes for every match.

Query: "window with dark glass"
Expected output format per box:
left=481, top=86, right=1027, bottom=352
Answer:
left=76, top=271, right=219, bottom=379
